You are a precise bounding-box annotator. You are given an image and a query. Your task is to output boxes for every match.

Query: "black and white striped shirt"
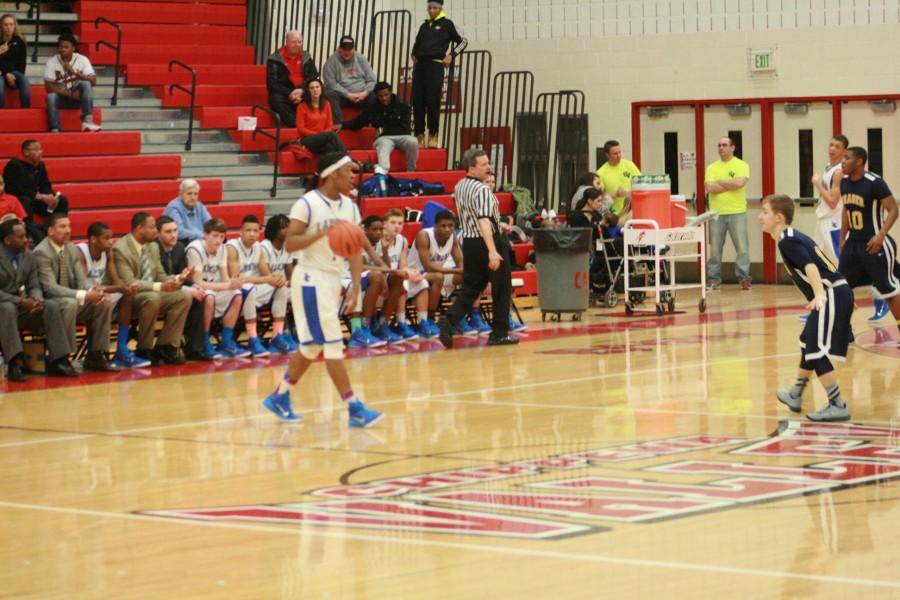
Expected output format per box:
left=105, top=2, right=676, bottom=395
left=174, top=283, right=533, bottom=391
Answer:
left=454, top=176, right=501, bottom=239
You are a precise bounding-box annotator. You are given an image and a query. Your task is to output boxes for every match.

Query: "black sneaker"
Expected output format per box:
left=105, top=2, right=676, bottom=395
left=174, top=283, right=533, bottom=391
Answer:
left=487, top=335, right=520, bottom=346
left=438, top=316, right=453, bottom=349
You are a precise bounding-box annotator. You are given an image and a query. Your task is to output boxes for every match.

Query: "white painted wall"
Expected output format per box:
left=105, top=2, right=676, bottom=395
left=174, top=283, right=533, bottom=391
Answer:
left=376, top=0, right=900, bottom=263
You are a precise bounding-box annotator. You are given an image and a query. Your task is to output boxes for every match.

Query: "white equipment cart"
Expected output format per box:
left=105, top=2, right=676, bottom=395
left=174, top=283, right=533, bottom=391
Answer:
left=623, top=219, right=707, bottom=316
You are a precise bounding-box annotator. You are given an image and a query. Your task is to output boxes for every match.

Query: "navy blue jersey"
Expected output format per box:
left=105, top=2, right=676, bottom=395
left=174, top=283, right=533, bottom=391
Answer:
left=778, top=228, right=843, bottom=302
left=840, top=171, right=893, bottom=240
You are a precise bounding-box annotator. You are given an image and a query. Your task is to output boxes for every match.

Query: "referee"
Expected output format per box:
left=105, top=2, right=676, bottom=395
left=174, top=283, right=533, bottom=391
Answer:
left=438, top=148, right=519, bottom=348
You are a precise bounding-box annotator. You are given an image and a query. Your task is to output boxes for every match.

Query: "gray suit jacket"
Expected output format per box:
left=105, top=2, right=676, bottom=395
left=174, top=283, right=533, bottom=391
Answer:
left=33, top=238, right=90, bottom=298
left=0, top=248, right=43, bottom=305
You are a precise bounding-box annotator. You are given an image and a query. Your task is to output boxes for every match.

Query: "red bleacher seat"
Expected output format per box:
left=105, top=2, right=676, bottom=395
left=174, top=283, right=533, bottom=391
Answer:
left=57, top=179, right=224, bottom=210
left=158, top=85, right=266, bottom=108
left=402, top=222, right=422, bottom=245
left=359, top=192, right=515, bottom=218
left=73, top=1, right=247, bottom=26
left=68, top=202, right=264, bottom=237
left=74, top=23, right=245, bottom=46
left=512, top=243, right=533, bottom=267
left=232, top=128, right=378, bottom=152
left=0, top=109, right=102, bottom=132
left=87, top=44, right=255, bottom=67
left=200, top=107, right=277, bottom=129
left=512, top=270, right=537, bottom=296
left=275, top=148, right=446, bottom=175
left=0, top=132, right=140, bottom=158
left=0, top=155, right=181, bottom=184
left=125, top=64, right=265, bottom=87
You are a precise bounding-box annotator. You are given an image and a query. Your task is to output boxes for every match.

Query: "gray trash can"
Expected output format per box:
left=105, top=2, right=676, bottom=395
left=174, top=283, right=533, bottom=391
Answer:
left=533, top=227, right=592, bottom=321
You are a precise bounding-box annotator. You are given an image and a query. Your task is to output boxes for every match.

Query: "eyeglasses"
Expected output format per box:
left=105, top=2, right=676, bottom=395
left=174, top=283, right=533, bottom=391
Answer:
left=717, top=143, right=731, bottom=147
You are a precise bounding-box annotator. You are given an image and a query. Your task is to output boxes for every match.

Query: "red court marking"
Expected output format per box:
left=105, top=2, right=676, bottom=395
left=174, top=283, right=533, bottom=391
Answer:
left=0, top=302, right=867, bottom=392
left=854, top=327, right=900, bottom=358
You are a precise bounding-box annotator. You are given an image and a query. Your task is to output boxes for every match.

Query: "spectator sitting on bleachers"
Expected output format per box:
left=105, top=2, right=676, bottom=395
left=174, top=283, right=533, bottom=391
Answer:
left=570, top=171, right=610, bottom=215
left=112, top=212, right=192, bottom=366
left=0, top=14, right=32, bottom=108
left=162, top=178, right=211, bottom=245
left=155, top=215, right=213, bottom=362
left=3, top=139, right=69, bottom=243
left=259, top=214, right=299, bottom=354
left=0, top=174, right=26, bottom=221
left=33, top=212, right=119, bottom=373
left=267, top=30, right=318, bottom=129
left=44, top=31, right=100, bottom=132
left=295, top=78, right=346, bottom=156
left=322, top=35, right=376, bottom=126
left=342, top=81, right=418, bottom=176
left=0, top=219, right=71, bottom=381
left=76, top=221, right=150, bottom=369
left=185, top=218, right=251, bottom=359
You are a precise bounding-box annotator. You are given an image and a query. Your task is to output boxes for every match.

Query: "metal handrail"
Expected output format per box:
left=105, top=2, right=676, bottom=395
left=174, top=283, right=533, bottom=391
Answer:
left=14, top=0, right=40, bottom=62
left=94, top=17, right=121, bottom=106
left=251, top=104, right=282, bottom=198
left=168, top=60, right=197, bottom=151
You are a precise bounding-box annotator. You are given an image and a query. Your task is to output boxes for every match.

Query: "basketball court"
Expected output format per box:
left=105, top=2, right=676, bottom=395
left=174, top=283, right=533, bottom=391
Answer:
left=1, top=286, right=898, bottom=598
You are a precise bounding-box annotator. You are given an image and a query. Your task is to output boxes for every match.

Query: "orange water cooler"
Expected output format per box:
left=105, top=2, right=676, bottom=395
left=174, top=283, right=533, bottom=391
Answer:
left=631, top=176, right=672, bottom=228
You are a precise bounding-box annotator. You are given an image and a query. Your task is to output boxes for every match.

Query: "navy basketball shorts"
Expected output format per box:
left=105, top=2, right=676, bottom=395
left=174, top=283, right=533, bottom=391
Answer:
left=800, top=281, right=854, bottom=363
left=838, top=237, right=900, bottom=298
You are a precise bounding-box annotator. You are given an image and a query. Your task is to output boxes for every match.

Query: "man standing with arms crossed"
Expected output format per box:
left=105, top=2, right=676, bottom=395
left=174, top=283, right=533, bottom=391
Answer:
left=438, top=149, right=518, bottom=349
left=705, top=136, right=751, bottom=290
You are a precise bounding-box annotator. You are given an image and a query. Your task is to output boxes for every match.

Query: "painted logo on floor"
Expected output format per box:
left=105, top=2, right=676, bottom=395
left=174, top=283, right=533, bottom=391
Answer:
left=141, top=422, right=900, bottom=540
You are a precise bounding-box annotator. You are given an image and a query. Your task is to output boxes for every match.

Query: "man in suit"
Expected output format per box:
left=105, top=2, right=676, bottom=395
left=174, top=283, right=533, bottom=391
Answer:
left=33, top=212, right=119, bottom=373
left=155, top=215, right=211, bottom=361
left=113, top=212, right=192, bottom=365
left=0, top=219, right=74, bottom=380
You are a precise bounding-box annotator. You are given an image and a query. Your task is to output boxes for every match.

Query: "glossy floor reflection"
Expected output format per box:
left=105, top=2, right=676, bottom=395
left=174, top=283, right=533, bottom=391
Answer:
left=1, top=286, right=899, bottom=599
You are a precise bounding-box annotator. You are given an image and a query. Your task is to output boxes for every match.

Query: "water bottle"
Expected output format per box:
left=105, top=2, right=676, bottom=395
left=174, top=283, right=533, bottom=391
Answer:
left=375, top=173, right=388, bottom=198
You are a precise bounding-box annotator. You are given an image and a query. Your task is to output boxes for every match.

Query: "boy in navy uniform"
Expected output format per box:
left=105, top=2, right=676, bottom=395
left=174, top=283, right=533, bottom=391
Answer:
left=760, top=194, right=854, bottom=422
left=838, top=146, right=900, bottom=343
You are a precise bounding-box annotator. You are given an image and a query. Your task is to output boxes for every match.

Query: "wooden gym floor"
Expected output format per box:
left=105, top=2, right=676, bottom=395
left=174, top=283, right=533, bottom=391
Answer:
left=1, top=285, right=898, bottom=599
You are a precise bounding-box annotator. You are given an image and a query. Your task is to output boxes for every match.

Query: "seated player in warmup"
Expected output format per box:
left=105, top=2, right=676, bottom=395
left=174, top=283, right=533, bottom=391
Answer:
left=373, top=208, right=426, bottom=342
left=260, top=214, right=300, bottom=353
left=407, top=209, right=463, bottom=338
left=185, top=219, right=251, bottom=359
left=75, top=222, right=150, bottom=368
left=225, top=214, right=287, bottom=357
left=760, top=194, right=854, bottom=422
left=837, top=146, right=900, bottom=344
left=343, top=215, right=392, bottom=349
left=262, top=151, right=383, bottom=427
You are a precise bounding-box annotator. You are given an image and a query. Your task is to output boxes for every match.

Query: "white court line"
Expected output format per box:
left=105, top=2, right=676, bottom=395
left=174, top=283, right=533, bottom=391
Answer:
left=0, top=499, right=897, bottom=590
left=0, top=350, right=870, bottom=449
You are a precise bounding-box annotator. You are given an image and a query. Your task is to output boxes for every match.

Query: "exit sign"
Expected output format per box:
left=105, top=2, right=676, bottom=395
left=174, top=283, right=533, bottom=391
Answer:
left=750, top=48, right=776, bottom=72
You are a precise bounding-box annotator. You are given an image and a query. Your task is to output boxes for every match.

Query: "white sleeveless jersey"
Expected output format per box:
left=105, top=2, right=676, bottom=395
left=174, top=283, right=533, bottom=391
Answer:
left=376, top=234, right=407, bottom=269
left=76, top=242, right=106, bottom=286
left=185, top=240, right=228, bottom=283
left=407, top=227, right=456, bottom=272
left=260, top=239, right=292, bottom=275
left=815, top=161, right=844, bottom=219
left=226, top=238, right=262, bottom=278
left=289, top=189, right=361, bottom=274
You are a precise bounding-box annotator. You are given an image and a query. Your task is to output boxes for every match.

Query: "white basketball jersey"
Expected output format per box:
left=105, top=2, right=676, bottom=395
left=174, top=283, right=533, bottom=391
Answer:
left=76, top=242, right=106, bottom=286
left=289, top=189, right=361, bottom=274
left=376, top=233, right=407, bottom=269
left=186, top=239, right=228, bottom=283
left=815, top=161, right=844, bottom=219
left=260, top=239, right=291, bottom=275
left=407, top=227, right=456, bottom=272
left=226, top=238, right=262, bottom=278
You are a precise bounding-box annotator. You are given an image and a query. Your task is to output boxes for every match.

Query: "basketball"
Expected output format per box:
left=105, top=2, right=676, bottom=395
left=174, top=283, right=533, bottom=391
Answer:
left=327, top=220, right=365, bottom=258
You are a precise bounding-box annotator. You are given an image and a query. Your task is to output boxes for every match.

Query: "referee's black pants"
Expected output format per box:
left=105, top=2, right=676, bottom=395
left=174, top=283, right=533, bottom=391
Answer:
left=447, top=235, right=512, bottom=337
left=412, top=60, right=444, bottom=136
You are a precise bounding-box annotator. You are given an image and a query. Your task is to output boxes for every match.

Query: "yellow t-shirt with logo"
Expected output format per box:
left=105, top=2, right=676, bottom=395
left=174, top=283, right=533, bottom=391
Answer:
left=705, top=157, right=750, bottom=215
left=597, top=159, right=641, bottom=214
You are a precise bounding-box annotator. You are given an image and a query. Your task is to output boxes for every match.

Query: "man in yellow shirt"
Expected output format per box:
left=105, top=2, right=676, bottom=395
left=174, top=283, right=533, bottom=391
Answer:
left=705, top=136, right=751, bottom=290
left=596, top=140, right=641, bottom=217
